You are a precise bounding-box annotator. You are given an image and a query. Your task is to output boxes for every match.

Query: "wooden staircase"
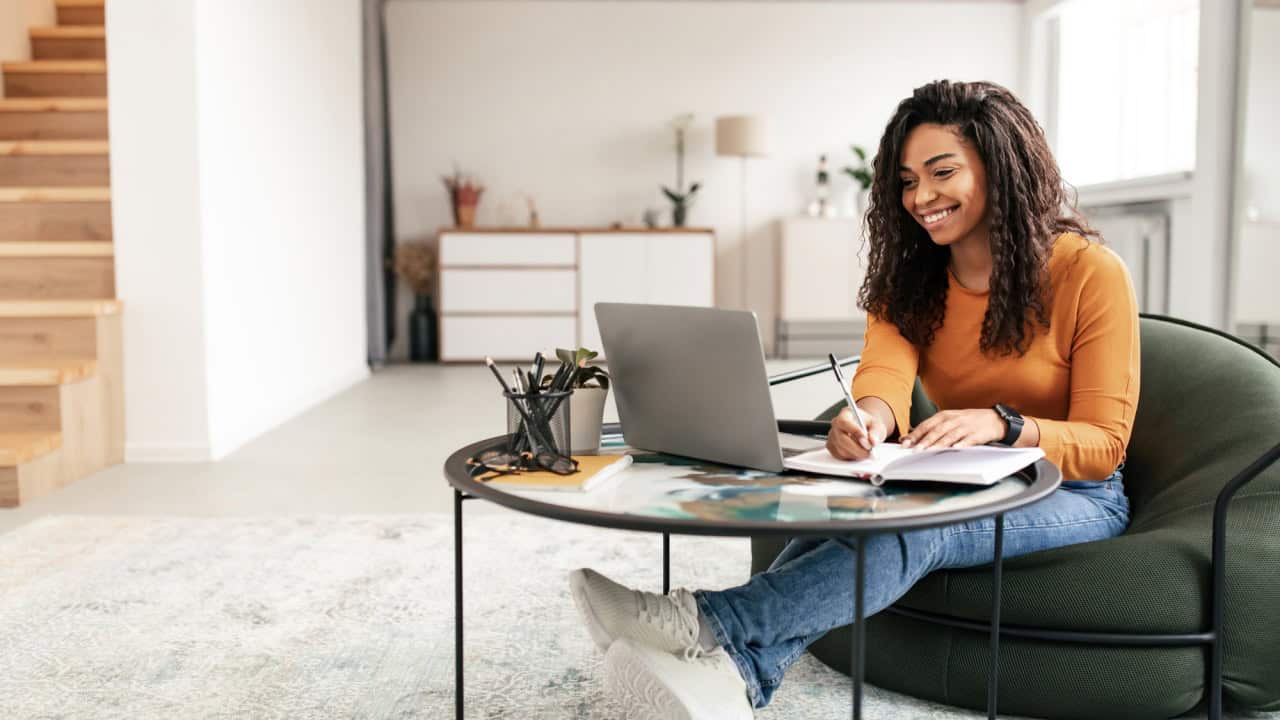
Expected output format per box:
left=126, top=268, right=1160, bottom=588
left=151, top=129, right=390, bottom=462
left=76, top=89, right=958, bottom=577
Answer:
left=0, top=0, right=121, bottom=508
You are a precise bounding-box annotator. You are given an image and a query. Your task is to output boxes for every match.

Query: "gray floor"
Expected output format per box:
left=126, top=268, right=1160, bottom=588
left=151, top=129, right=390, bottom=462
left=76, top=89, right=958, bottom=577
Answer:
left=0, top=359, right=839, bottom=535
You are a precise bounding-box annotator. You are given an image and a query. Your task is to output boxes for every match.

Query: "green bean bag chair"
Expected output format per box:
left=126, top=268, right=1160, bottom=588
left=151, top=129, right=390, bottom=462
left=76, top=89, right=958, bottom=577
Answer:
left=752, top=315, right=1280, bottom=719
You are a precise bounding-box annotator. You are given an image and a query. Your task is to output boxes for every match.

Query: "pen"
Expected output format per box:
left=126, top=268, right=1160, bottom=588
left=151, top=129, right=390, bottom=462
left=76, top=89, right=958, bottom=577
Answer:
left=828, top=353, right=875, bottom=455
left=532, top=352, right=545, bottom=389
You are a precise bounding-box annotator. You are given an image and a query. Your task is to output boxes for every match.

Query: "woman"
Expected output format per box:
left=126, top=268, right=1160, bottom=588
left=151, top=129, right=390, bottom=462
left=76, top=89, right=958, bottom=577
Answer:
left=569, top=80, right=1139, bottom=718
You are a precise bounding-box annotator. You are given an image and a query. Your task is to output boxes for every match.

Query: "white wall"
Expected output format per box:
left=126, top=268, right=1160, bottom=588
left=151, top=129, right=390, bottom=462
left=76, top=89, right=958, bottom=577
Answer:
left=108, top=0, right=368, bottom=461
left=1232, top=5, right=1280, bottom=327
left=107, top=0, right=213, bottom=461
left=0, top=0, right=52, bottom=65
left=385, top=0, right=1023, bottom=356
left=193, top=0, right=368, bottom=458
left=1184, top=0, right=1244, bottom=329
left=1241, top=8, right=1279, bottom=222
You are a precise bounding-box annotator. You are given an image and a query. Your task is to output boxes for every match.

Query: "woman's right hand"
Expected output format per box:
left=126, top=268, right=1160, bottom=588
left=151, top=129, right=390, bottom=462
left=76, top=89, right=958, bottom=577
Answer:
left=827, top=406, right=888, bottom=461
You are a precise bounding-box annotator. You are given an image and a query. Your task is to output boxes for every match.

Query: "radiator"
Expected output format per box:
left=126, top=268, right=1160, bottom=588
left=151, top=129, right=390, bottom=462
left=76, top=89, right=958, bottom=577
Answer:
left=1080, top=205, right=1170, bottom=314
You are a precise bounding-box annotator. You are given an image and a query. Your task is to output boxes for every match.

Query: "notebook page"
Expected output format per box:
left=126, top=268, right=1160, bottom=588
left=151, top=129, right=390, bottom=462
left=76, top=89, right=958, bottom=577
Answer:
left=882, top=446, right=1045, bottom=483
left=782, top=443, right=944, bottom=477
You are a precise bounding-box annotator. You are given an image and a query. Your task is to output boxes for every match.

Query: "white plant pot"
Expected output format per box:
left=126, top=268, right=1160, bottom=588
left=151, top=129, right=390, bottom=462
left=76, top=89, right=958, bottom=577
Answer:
left=568, top=386, right=608, bottom=454
left=843, top=186, right=871, bottom=219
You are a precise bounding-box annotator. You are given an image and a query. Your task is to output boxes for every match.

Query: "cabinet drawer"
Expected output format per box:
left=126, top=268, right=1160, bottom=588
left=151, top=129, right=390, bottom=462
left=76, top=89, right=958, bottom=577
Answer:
left=578, top=232, right=715, bottom=355
left=440, top=269, right=576, bottom=313
left=439, top=232, right=576, bottom=267
left=440, top=315, right=578, bottom=362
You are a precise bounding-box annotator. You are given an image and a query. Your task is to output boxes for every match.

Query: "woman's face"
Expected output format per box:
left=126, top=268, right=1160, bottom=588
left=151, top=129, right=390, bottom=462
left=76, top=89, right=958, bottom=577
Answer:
left=898, top=123, right=990, bottom=248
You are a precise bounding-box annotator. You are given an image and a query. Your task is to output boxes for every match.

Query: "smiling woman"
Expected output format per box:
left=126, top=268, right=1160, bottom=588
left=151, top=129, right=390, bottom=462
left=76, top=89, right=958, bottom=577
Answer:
left=566, top=80, right=1144, bottom=719
left=845, top=80, right=1139, bottom=476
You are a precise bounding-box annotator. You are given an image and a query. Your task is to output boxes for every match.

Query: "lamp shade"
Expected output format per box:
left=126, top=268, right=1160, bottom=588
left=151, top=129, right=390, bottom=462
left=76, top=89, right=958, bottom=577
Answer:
left=715, top=115, right=771, bottom=157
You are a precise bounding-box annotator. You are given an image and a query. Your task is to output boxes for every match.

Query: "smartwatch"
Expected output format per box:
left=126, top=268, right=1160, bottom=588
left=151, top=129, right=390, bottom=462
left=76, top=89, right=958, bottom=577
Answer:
left=993, top=403, right=1024, bottom=446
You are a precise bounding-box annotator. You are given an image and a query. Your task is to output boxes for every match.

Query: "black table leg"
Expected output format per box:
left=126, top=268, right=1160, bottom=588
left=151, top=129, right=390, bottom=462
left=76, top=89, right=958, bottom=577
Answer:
left=662, top=532, right=670, bottom=594
left=853, top=536, right=866, bottom=720
left=1210, top=638, right=1223, bottom=720
left=455, top=489, right=464, bottom=719
left=988, top=513, right=1004, bottom=720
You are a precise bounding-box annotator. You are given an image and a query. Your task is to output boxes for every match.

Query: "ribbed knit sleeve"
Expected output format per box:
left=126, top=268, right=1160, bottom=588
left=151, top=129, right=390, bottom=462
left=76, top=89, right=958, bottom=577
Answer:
left=1029, top=247, right=1141, bottom=480
left=852, top=312, right=920, bottom=438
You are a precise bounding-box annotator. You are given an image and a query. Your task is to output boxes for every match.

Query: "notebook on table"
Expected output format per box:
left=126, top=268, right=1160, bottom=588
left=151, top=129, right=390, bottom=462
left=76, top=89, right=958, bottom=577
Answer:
left=480, top=454, right=634, bottom=492
left=784, top=443, right=1045, bottom=486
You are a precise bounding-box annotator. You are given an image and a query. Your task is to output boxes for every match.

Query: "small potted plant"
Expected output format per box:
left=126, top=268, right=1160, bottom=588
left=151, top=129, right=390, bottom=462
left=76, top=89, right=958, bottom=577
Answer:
left=442, top=168, right=485, bottom=228
left=841, top=144, right=873, bottom=218
left=662, top=114, right=700, bottom=227
left=541, top=347, right=610, bottom=453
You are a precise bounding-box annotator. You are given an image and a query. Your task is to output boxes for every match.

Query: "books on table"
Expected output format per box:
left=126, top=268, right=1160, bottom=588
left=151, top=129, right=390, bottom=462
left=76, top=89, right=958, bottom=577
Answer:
left=783, top=443, right=1045, bottom=486
left=482, top=453, right=634, bottom=492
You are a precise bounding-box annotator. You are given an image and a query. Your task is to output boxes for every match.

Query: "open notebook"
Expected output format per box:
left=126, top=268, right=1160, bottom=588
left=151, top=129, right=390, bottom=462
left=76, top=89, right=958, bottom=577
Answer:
left=784, top=443, right=1045, bottom=486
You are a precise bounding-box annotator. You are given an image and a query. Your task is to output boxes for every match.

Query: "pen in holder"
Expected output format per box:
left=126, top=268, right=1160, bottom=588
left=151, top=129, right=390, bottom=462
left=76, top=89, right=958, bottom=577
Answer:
left=504, top=388, right=572, bottom=463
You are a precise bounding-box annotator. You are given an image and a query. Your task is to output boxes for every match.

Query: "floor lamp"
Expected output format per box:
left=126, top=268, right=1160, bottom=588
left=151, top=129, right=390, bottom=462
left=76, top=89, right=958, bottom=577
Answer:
left=715, top=115, right=771, bottom=309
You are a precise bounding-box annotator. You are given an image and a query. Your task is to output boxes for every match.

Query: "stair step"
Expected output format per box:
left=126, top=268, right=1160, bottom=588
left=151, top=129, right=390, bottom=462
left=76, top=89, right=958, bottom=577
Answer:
left=0, top=358, right=96, bottom=386
left=0, top=299, right=121, bottom=317
left=0, top=300, right=119, bottom=364
left=30, top=26, right=106, bottom=60
left=0, top=186, right=110, bottom=201
left=0, top=140, right=107, bottom=155
left=0, top=255, right=115, bottom=300
left=0, top=98, right=106, bottom=111
left=56, top=0, right=105, bottom=27
left=0, top=98, right=108, bottom=141
left=0, top=431, right=61, bottom=467
left=0, top=187, right=111, bottom=242
left=0, top=241, right=112, bottom=257
left=0, top=141, right=110, bottom=187
left=2, top=61, right=107, bottom=98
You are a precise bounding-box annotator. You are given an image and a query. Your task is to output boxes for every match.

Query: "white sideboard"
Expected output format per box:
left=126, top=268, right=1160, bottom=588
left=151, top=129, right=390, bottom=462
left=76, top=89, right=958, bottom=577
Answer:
left=775, top=217, right=867, bottom=358
left=438, top=229, right=715, bottom=361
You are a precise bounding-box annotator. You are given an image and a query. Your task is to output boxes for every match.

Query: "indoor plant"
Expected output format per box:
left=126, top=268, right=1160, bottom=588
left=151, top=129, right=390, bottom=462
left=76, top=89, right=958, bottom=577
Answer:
left=442, top=168, right=485, bottom=228
left=542, top=347, right=610, bottom=453
left=392, top=241, right=437, bottom=362
left=841, top=144, right=873, bottom=218
left=662, top=114, right=700, bottom=227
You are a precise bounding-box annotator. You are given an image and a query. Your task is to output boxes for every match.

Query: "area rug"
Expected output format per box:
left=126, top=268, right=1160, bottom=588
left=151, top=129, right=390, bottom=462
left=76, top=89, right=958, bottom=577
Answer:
left=0, top=512, right=1270, bottom=719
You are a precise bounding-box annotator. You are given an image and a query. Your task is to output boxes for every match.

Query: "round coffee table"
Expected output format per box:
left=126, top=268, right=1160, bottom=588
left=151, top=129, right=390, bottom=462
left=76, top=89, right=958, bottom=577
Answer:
left=444, top=421, right=1062, bottom=719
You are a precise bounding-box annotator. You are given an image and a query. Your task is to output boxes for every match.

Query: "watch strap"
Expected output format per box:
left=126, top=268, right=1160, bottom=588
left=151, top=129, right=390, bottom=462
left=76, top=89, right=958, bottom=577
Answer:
left=995, top=403, right=1024, bottom=446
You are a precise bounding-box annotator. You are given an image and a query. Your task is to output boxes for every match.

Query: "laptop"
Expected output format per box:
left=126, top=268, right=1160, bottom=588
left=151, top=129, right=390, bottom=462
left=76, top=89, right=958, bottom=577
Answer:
left=594, top=303, right=826, bottom=472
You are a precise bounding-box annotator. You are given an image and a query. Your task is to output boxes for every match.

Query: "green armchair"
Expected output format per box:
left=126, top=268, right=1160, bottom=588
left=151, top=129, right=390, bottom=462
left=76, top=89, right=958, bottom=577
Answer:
left=755, top=314, right=1280, bottom=719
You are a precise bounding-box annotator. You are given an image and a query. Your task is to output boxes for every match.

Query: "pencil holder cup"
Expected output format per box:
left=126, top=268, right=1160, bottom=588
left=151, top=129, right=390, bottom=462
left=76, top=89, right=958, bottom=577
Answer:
left=504, top=389, right=572, bottom=458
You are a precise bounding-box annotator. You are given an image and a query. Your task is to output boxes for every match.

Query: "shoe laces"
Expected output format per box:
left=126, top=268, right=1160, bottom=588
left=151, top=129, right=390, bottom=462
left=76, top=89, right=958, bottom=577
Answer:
left=636, top=589, right=701, bottom=657
left=693, top=649, right=735, bottom=671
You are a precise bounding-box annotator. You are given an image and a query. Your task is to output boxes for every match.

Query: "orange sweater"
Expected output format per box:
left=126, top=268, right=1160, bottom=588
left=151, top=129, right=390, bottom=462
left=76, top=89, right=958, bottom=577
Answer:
left=851, top=233, right=1141, bottom=481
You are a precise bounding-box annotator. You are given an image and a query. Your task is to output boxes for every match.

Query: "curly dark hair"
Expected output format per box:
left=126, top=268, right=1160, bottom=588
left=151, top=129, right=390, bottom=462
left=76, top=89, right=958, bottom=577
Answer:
left=859, top=80, right=1098, bottom=356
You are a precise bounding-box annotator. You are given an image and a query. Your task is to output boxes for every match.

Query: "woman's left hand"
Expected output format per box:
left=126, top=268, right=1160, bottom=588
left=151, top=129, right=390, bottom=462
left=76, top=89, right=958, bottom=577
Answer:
left=902, top=409, right=1005, bottom=450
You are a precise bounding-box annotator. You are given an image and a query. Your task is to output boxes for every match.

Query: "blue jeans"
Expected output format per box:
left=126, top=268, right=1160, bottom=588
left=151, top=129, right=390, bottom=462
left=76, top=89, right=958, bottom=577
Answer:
left=694, top=471, right=1131, bottom=708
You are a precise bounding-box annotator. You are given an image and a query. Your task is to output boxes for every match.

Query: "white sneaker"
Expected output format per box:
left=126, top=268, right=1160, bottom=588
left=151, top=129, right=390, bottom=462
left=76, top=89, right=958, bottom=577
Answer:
left=605, top=637, right=754, bottom=720
left=569, top=568, right=701, bottom=655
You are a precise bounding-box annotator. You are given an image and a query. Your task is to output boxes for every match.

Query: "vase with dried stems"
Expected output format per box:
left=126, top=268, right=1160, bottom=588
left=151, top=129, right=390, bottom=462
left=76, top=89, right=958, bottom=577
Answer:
left=442, top=169, right=485, bottom=228
left=393, top=241, right=438, bottom=362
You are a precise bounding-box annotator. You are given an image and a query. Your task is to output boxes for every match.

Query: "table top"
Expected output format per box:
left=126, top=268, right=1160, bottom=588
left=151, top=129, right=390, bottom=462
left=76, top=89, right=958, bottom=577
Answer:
left=444, top=427, right=1062, bottom=538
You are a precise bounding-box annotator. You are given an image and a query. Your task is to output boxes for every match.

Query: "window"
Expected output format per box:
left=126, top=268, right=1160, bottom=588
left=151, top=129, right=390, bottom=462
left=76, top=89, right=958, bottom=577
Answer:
left=1049, top=0, right=1199, bottom=187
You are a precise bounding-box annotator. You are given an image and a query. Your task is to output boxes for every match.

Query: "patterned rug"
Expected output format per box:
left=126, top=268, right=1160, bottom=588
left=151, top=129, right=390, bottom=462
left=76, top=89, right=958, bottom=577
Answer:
left=0, top=512, right=1272, bottom=719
